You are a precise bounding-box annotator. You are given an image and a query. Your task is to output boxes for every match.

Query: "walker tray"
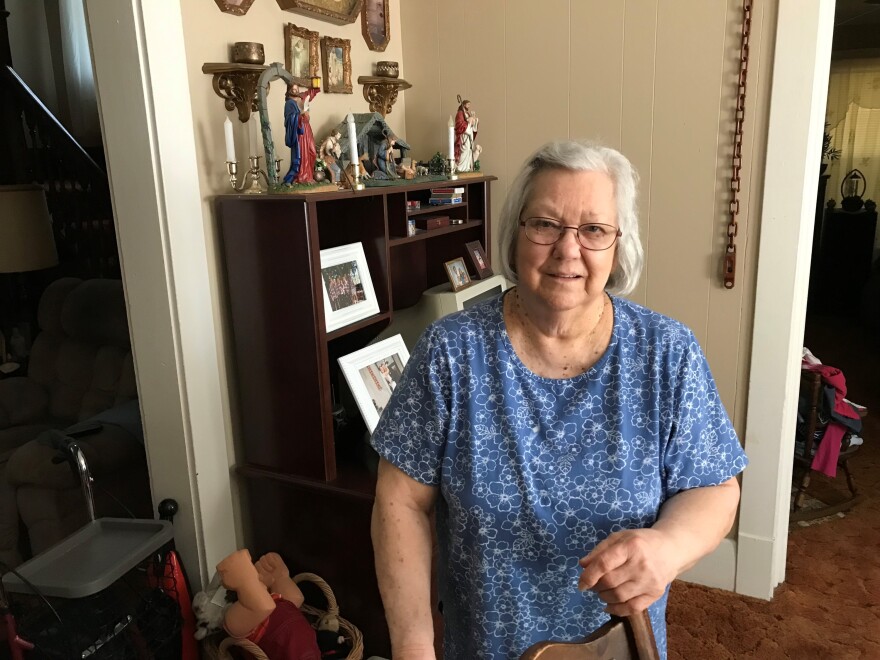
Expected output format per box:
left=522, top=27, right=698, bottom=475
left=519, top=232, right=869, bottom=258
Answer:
left=2, top=517, right=173, bottom=599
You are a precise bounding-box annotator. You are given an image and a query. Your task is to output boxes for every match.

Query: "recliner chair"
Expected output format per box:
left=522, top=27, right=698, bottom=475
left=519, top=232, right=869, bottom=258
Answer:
left=0, top=278, right=151, bottom=566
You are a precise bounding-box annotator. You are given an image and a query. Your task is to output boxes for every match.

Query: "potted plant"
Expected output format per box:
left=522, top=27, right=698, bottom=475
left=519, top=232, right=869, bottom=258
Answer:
left=821, top=123, right=841, bottom=173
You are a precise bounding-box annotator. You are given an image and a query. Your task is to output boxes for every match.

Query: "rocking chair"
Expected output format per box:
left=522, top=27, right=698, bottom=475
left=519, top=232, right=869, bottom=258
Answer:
left=520, top=611, right=660, bottom=660
left=790, top=370, right=864, bottom=523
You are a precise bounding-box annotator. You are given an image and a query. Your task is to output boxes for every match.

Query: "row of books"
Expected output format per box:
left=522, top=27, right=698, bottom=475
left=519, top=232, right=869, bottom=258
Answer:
left=429, top=186, right=464, bottom=206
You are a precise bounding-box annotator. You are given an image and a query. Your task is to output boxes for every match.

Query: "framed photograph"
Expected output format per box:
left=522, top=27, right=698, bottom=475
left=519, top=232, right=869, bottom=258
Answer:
left=444, top=257, right=471, bottom=292
left=284, top=23, right=320, bottom=87
left=465, top=241, right=493, bottom=279
left=276, top=0, right=363, bottom=24
left=361, top=0, right=390, bottom=51
left=320, top=37, right=353, bottom=94
left=320, top=242, right=380, bottom=332
left=338, top=335, right=410, bottom=432
left=214, top=0, right=256, bottom=15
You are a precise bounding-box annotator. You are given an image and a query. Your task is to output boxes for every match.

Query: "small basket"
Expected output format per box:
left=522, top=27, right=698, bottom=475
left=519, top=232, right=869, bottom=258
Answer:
left=202, top=572, right=364, bottom=660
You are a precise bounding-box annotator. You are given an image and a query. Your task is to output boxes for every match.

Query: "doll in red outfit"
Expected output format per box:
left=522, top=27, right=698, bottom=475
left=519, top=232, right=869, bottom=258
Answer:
left=217, top=549, right=321, bottom=660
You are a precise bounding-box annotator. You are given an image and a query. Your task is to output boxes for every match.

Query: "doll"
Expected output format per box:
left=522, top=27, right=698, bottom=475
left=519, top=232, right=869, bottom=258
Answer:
left=217, top=549, right=321, bottom=660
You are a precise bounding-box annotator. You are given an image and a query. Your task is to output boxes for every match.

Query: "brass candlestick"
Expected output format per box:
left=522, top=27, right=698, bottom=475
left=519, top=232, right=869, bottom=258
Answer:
left=226, top=155, right=278, bottom=194
left=447, top=158, right=459, bottom=181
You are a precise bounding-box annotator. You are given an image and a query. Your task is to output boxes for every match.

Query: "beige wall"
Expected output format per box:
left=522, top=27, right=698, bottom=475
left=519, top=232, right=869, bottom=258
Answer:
left=8, top=0, right=60, bottom=116
left=401, top=0, right=773, bottom=435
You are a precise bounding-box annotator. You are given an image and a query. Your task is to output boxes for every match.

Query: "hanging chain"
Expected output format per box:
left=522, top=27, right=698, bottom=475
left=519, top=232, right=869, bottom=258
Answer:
left=724, top=0, right=752, bottom=290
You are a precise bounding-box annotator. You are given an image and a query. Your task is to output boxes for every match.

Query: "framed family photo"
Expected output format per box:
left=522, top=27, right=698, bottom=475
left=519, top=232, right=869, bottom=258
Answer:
left=465, top=241, right=493, bottom=279
left=361, top=0, right=390, bottom=51
left=444, top=257, right=471, bottom=292
left=338, top=335, right=410, bottom=432
left=284, top=23, right=320, bottom=87
left=320, top=242, right=380, bottom=332
left=320, top=36, right=353, bottom=94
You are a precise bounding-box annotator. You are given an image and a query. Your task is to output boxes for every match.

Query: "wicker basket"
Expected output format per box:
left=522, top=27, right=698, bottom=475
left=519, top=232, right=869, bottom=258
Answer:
left=201, top=572, right=364, bottom=660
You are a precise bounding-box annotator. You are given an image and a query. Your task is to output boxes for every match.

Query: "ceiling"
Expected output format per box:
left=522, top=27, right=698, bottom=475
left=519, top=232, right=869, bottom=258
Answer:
left=835, top=0, right=880, bottom=27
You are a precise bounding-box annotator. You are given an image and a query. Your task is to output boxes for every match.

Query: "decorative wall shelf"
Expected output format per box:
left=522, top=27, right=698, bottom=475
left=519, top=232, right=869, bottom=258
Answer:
left=357, top=76, right=411, bottom=117
left=202, top=62, right=268, bottom=123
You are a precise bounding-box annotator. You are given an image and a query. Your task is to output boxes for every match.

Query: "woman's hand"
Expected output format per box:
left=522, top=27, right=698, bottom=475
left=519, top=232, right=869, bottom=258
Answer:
left=577, top=528, right=679, bottom=616
left=578, top=478, right=741, bottom=616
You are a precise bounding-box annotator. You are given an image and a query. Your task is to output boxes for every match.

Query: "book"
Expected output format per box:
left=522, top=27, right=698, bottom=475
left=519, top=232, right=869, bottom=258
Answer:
left=429, top=197, right=462, bottom=205
left=429, top=192, right=462, bottom=199
left=430, top=187, right=465, bottom=194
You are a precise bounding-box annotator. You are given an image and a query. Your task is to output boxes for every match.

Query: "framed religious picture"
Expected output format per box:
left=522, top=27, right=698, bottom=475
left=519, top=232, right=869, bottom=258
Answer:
left=320, top=36, right=352, bottom=94
left=284, top=23, right=320, bottom=87
left=338, top=334, right=410, bottom=432
left=214, top=0, right=256, bottom=15
left=320, top=242, right=380, bottom=332
left=465, top=240, right=493, bottom=279
left=276, top=0, right=363, bottom=24
left=361, top=0, right=390, bottom=51
left=444, top=257, right=471, bottom=292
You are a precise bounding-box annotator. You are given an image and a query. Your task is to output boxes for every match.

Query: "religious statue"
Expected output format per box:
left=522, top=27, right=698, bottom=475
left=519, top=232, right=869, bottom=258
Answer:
left=282, top=82, right=321, bottom=185
left=454, top=95, right=482, bottom=172
left=375, top=134, right=399, bottom=180
left=319, top=129, right=343, bottom=184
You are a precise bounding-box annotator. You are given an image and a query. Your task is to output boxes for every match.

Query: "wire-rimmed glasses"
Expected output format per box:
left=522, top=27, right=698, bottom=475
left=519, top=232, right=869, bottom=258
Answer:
left=519, top=217, right=622, bottom=251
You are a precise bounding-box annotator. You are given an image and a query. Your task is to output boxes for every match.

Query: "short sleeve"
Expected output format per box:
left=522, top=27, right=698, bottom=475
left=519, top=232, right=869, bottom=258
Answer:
left=370, top=326, right=452, bottom=486
left=662, top=332, right=748, bottom=497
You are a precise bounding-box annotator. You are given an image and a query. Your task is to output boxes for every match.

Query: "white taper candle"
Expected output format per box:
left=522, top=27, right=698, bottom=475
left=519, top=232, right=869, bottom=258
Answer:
left=224, top=117, right=236, bottom=163
left=447, top=116, right=455, bottom=161
left=346, top=113, right=360, bottom=179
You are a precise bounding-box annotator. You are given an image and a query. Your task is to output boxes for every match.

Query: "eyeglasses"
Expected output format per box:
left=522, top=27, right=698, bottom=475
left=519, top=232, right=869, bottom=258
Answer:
left=520, top=217, right=622, bottom=251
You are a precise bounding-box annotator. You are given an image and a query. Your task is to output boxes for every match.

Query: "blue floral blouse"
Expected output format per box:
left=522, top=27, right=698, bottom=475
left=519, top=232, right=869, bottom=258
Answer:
left=371, top=291, right=748, bottom=659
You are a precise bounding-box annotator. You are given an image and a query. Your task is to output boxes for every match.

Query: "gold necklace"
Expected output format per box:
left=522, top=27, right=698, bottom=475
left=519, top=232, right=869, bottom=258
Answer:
left=511, top=289, right=608, bottom=376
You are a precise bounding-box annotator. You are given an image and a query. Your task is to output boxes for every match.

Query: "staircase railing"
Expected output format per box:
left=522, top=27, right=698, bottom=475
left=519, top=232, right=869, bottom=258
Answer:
left=1, top=65, right=119, bottom=280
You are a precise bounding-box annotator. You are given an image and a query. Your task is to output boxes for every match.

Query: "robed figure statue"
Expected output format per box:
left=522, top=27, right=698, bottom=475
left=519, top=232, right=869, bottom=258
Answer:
left=282, top=83, right=321, bottom=184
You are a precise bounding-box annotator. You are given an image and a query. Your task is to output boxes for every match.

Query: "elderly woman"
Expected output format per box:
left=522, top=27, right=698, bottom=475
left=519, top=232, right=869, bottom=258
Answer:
left=370, top=140, right=748, bottom=660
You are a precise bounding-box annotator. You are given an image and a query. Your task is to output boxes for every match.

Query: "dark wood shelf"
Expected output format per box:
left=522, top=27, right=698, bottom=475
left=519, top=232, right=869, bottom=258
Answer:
left=237, top=463, right=376, bottom=500
left=406, top=201, right=467, bottom=216
left=215, top=176, right=496, bottom=658
left=325, top=311, right=391, bottom=342
left=389, top=219, right=484, bottom=246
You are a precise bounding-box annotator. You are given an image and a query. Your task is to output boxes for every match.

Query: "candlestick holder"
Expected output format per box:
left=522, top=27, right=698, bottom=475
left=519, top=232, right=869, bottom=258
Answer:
left=447, top=158, right=459, bottom=181
left=226, top=155, right=279, bottom=194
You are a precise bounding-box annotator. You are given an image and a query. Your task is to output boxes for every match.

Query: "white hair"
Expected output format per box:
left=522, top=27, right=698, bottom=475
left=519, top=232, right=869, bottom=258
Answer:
left=497, top=140, right=644, bottom=295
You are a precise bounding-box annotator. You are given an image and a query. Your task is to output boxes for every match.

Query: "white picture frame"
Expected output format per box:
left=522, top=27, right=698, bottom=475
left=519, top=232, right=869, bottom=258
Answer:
left=338, top=335, right=410, bottom=432
left=320, top=242, right=380, bottom=332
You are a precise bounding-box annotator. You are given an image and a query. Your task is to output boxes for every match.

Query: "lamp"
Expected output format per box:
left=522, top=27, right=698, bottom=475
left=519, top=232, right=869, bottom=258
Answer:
left=840, top=169, right=866, bottom=212
left=0, top=185, right=58, bottom=272
left=0, top=185, right=58, bottom=365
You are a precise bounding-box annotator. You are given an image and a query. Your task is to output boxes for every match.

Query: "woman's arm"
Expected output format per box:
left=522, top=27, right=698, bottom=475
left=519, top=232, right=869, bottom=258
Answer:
left=578, top=477, right=741, bottom=616
left=371, top=457, right=439, bottom=660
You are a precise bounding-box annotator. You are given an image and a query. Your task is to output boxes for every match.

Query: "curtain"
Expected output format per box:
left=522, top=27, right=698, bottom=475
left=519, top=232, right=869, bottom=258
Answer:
left=825, top=58, right=880, bottom=209
left=58, top=0, right=101, bottom=146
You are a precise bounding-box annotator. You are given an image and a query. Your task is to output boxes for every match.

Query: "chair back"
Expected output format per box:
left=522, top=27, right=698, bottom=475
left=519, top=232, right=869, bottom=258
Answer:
left=520, top=611, right=660, bottom=660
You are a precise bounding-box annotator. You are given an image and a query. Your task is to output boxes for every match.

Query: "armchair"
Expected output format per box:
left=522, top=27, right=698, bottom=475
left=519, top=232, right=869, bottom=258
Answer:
left=0, top=278, right=149, bottom=566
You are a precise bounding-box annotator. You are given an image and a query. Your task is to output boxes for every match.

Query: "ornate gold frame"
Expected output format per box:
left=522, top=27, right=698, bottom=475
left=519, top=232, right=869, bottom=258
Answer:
left=214, top=0, right=256, bottom=16
left=284, top=23, right=320, bottom=87
left=320, top=37, right=353, bottom=94
left=276, top=0, right=363, bottom=25
left=361, top=0, right=390, bottom=52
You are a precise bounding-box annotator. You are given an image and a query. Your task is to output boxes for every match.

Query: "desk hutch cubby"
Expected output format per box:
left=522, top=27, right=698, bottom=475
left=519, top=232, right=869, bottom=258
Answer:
left=216, top=176, right=496, bottom=657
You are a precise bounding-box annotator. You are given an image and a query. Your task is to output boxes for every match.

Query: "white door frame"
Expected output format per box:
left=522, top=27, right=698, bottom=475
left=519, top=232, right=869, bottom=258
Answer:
left=84, top=0, right=237, bottom=586
left=736, top=0, right=835, bottom=598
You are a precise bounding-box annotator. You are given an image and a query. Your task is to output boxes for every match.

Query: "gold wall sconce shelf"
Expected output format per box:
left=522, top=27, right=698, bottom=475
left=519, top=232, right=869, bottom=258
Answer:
left=357, top=76, right=411, bottom=117
left=202, top=62, right=269, bottom=123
